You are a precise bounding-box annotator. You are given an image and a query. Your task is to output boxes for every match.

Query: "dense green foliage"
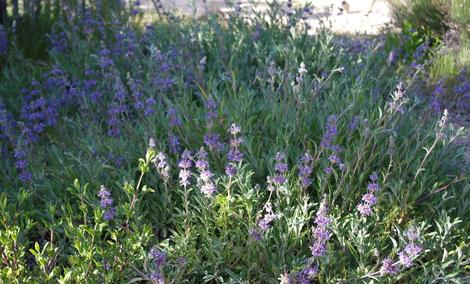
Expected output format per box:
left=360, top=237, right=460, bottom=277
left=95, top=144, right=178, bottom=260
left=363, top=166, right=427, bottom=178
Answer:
left=0, top=2, right=469, bottom=283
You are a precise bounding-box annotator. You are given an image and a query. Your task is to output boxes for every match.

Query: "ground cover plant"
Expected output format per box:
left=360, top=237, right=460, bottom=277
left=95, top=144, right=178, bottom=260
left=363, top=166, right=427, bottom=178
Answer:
left=0, top=1, right=469, bottom=283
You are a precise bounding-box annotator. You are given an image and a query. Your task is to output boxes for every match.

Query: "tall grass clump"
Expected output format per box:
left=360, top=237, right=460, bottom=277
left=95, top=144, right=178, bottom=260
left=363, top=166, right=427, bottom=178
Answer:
left=0, top=1, right=469, bottom=283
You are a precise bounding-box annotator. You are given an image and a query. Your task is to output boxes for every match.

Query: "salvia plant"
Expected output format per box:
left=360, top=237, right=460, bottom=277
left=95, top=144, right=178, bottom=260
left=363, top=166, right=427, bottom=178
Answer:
left=0, top=1, right=469, bottom=283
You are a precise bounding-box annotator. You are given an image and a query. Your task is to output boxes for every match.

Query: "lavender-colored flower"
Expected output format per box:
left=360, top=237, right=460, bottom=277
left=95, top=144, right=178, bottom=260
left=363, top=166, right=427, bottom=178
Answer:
left=398, top=228, right=423, bottom=268
left=249, top=227, right=262, bottom=241
left=310, top=196, right=331, bottom=257
left=200, top=183, right=216, bottom=196
left=195, top=147, right=217, bottom=197
left=228, top=123, right=241, bottom=136
left=98, top=186, right=113, bottom=208
left=348, top=116, right=361, bottom=130
left=367, top=182, right=380, bottom=192
left=0, top=25, right=8, bottom=56
left=168, top=107, right=182, bottom=127
left=380, top=258, right=398, bottom=275
left=324, top=167, right=333, bottom=175
left=103, top=207, right=116, bottom=221
left=362, top=193, right=377, bottom=205
left=227, top=148, right=243, bottom=162
left=357, top=203, right=372, bottom=216
left=225, top=123, right=243, bottom=176
left=168, top=133, right=181, bottom=154
left=225, top=164, right=237, bottom=177
left=204, top=133, right=223, bottom=152
left=320, top=115, right=339, bottom=151
left=398, top=250, right=413, bottom=268
left=273, top=152, right=288, bottom=185
left=298, top=152, right=313, bottom=188
left=404, top=242, right=422, bottom=256
left=405, top=227, right=419, bottom=242
left=178, top=150, right=192, bottom=187
left=328, top=154, right=341, bottom=164
left=155, top=152, right=170, bottom=181
left=14, top=145, right=32, bottom=184
left=98, top=185, right=115, bottom=221
left=296, top=265, right=319, bottom=283
left=149, top=248, right=167, bottom=269
left=204, top=98, right=218, bottom=127
left=149, top=138, right=156, bottom=148
left=48, top=30, right=68, bottom=53
left=148, top=271, right=165, bottom=284
left=357, top=172, right=380, bottom=217
left=258, top=202, right=277, bottom=232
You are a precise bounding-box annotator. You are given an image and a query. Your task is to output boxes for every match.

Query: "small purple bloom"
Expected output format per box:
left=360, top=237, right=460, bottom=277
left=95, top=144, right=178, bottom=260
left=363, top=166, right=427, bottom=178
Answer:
left=380, top=258, right=398, bottom=275
left=148, top=271, right=165, bottom=284
left=149, top=248, right=167, bottom=269
left=98, top=185, right=115, bottom=221
left=357, top=203, right=372, bottom=216
left=311, top=197, right=331, bottom=257
left=225, top=164, right=237, bottom=177
left=249, top=227, right=262, bottom=241
left=362, top=193, right=377, bottom=205
left=0, top=25, right=8, bottom=56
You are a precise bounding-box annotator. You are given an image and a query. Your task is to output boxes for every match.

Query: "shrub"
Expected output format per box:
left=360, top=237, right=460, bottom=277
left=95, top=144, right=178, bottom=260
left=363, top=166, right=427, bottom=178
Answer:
left=0, top=2, right=468, bottom=283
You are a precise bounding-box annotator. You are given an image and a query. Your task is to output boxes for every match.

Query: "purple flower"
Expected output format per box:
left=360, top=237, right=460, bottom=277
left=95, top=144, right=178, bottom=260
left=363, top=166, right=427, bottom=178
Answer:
left=225, top=164, right=237, bottom=177
left=348, top=116, right=361, bottom=130
left=398, top=250, right=413, bottom=268
left=398, top=228, right=423, bottom=268
left=357, top=203, right=372, bottom=216
left=195, top=148, right=217, bottom=197
left=149, top=248, right=167, bottom=269
left=362, top=193, right=377, bottom=205
left=357, top=172, right=380, bottom=217
left=204, top=99, right=218, bottom=126
left=321, top=115, right=339, bottom=151
left=148, top=271, right=165, bottom=284
left=310, top=196, right=331, bottom=257
left=149, top=138, right=156, bottom=148
left=324, top=167, right=333, bottom=175
left=103, top=208, right=116, bottom=221
left=405, top=228, right=419, bottom=242
left=48, top=30, right=68, bottom=53
left=227, top=149, right=243, bottom=162
left=155, top=152, right=170, bottom=181
left=369, top=172, right=378, bottom=182
left=273, top=152, right=288, bottom=185
left=98, top=185, right=115, bottom=221
left=387, top=50, right=397, bottom=65
left=168, top=133, right=180, bottom=154
left=298, top=152, right=313, bottom=188
left=328, top=154, right=341, bottom=164
left=225, top=123, right=243, bottom=175
left=0, top=25, right=8, bottom=56
left=14, top=145, right=32, bottom=184
left=249, top=227, right=262, bottom=241
left=296, top=265, right=319, bottom=283
left=204, top=133, right=223, bottom=152
left=228, top=123, right=241, bottom=135
left=380, top=258, right=398, bottom=275
left=367, top=182, right=380, bottom=192
left=178, top=150, right=192, bottom=187
left=404, top=243, right=422, bottom=256
left=258, top=202, right=276, bottom=232
left=168, top=107, right=182, bottom=127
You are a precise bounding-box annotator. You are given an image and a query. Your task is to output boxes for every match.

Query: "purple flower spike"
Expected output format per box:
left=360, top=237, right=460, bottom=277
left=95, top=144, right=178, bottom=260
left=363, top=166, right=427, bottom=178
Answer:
left=310, top=196, right=331, bottom=257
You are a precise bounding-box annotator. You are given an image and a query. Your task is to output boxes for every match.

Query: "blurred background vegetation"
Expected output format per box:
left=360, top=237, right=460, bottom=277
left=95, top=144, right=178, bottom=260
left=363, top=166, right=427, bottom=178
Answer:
left=387, top=0, right=470, bottom=78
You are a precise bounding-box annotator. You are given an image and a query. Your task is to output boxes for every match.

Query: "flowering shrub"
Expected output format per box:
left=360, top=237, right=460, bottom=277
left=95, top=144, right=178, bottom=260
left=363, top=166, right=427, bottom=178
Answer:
left=0, top=2, right=469, bottom=283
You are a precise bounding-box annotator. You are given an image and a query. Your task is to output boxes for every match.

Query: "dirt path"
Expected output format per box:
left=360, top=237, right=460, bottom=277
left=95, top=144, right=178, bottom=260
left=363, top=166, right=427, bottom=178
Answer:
left=139, top=0, right=394, bottom=35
